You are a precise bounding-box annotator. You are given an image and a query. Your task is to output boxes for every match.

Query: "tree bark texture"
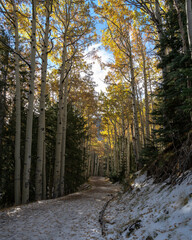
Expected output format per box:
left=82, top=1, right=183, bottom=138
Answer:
left=53, top=39, right=67, bottom=198
left=60, top=73, right=68, bottom=196
left=186, top=0, right=192, bottom=56
left=173, top=0, right=187, bottom=53
left=22, top=0, right=37, bottom=204
left=35, top=0, right=51, bottom=201
left=130, top=53, right=140, bottom=162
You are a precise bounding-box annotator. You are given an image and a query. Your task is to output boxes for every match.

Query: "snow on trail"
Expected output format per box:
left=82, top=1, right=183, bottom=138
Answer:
left=1, top=173, right=192, bottom=240
left=0, top=177, right=120, bottom=240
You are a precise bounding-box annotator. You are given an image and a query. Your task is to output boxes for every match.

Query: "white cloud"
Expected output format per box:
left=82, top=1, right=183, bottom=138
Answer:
left=84, top=43, right=113, bottom=93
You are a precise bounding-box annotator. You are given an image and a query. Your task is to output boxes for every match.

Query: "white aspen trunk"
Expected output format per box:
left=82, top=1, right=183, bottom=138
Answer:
left=42, top=142, right=46, bottom=199
left=12, top=0, right=21, bottom=205
left=126, top=29, right=140, bottom=163
left=141, top=46, right=150, bottom=141
left=115, top=120, right=119, bottom=173
left=110, top=129, right=114, bottom=172
left=155, top=0, right=167, bottom=79
left=121, top=109, right=126, bottom=174
left=186, top=0, right=192, bottom=57
left=86, top=116, right=91, bottom=177
left=91, top=152, right=94, bottom=176
left=88, top=146, right=91, bottom=177
left=155, top=0, right=163, bottom=36
left=22, top=0, right=37, bottom=204
left=113, top=121, right=118, bottom=174
left=87, top=128, right=91, bottom=177
left=136, top=87, right=145, bottom=146
left=130, top=54, right=140, bottom=162
left=60, top=74, right=68, bottom=196
left=35, top=0, right=51, bottom=201
left=131, top=123, right=137, bottom=167
left=126, top=123, right=130, bottom=178
left=106, top=125, right=110, bottom=176
left=53, top=39, right=67, bottom=198
left=148, top=71, right=156, bottom=132
left=135, top=29, right=149, bottom=143
left=173, top=0, right=187, bottom=53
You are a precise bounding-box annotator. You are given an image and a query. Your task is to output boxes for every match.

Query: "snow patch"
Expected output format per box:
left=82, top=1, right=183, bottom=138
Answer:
left=104, top=172, right=192, bottom=240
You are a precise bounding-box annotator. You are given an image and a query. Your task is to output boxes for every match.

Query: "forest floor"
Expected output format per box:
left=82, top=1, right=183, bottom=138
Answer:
left=0, top=173, right=192, bottom=240
left=0, top=177, right=120, bottom=240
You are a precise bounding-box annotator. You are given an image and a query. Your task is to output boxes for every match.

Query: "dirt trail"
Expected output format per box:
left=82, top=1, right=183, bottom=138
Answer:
left=0, top=177, right=121, bottom=240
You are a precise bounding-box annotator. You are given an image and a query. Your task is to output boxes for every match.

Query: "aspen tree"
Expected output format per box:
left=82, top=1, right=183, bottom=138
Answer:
left=126, top=122, right=130, bottom=177
left=129, top=42, right=141, bottom=161
left=60, top=69, right=69, bottom=195
left=53, top=39, right=67, bottom=197
left=173, top=0, right=187, bottom=53
left=186, top=0, right=192, bottom=58
left=53, top=0, right=94, bottom=196
left=114, top=120, right=118, bottom=173
left=136, top=29, right=150, bottom=141
left=22, top=0, right=37, bottom=204
left=106, top=124, right=110, bottom=176
left=136, top=85, right=145, bottom=146
left=120, top=107, right=126, bottom=171
left=35, top=0, right=52, bottom=201
left=96, top=1, right=141, bottom=162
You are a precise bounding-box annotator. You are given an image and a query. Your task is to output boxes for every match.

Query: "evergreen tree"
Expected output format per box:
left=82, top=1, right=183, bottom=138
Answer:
left=152, top=0, right=192, bottom=176
left=65, top=103, right=88, bottom=194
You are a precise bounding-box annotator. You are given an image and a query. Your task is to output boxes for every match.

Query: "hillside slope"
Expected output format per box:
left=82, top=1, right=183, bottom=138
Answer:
left=103, top=171, right=192, bottom=240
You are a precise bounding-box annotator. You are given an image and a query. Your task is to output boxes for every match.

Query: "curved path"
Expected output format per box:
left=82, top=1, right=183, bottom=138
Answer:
left=0, top=177, right=120, bottom=240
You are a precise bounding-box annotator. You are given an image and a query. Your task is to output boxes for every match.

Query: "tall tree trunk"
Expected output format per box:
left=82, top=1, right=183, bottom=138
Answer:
left=106, top=124, right=111, bottom=176
left=0, top=35, right=8, bottom=180
left=186, top=0, right=192, bottom=57
left=22, top=0, right=37, bottom=204
left=131, top=123, right=137, bottom=169
left=136, top=29, right=150, bottom=142
left=148, top=71, right=156, bottom=133
left=173, top=0, right=187, bottom=53
left=113, top=120, right=118, bottom=174
left=87, top=117, right=91, bottom=177
left=121, top=108, right=126, bottom=174
left=110, top=128, right=114, bottom=172
left=12, top=0, right=21, bottom=205
left=155, top=0, right=167, bottom=78
left=141, top=48, right=150, bottom=141
left=91, top=151, right=95, bottom=176
left=35, top=0, right=51, bottom=201
left=126, top=123, right=130, bottom=178
left=42, top=142, right=46, bottom=199
left=136, top=86, right=145, bottom=146
left=60, top=74, right=68, bottom=196
left=53, top=39, right=67, bottom=198
left=130, top=53, right=140, bottom=162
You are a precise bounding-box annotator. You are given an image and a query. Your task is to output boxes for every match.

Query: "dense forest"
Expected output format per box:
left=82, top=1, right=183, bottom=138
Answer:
left=0, top=0, right=192, bottom=208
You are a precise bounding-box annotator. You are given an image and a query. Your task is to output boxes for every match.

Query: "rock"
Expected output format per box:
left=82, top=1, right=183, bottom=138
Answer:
left=125, top=219, right=142, bottom=237
left=146, top=236, right=153, bottom=240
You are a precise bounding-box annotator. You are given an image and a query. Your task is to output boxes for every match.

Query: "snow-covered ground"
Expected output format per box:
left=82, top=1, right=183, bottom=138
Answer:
left=0, top=177, right=120, bottom=240
left=104, top=171, right=192, bottom=240
left=1, top=173, right=192, bottom=240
